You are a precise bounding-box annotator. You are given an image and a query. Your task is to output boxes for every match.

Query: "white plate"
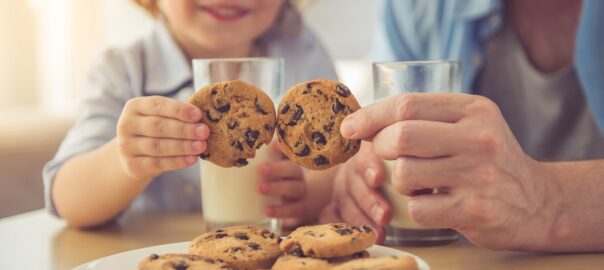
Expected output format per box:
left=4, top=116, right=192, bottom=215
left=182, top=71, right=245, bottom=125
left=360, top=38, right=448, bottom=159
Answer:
left=74, top=242, right=430, bottom=270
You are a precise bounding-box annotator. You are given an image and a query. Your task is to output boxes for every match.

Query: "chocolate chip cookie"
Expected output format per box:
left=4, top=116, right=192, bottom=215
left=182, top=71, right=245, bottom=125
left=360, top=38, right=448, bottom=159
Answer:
left=188, top=80, right=276, bottom=168
left=276, top=80, right=361, bottom=170
left=330, top=256, right=418, bottom=270
left=272, top=251, right=370, bottom=270
left=280, top=223, right=376, bottom=258
left=188, top=226, right=282, bottom=270
left=138, top=253, right=232, bottom=270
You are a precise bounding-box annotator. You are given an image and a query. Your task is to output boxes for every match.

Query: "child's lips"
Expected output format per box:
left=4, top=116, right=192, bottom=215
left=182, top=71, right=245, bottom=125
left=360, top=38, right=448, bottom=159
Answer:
left=199, top=4, right=250, bottom=21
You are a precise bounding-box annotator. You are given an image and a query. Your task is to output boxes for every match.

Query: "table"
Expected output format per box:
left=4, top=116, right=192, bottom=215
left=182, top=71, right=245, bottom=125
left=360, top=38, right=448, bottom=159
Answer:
left=1, top=210, right=603, bottom=269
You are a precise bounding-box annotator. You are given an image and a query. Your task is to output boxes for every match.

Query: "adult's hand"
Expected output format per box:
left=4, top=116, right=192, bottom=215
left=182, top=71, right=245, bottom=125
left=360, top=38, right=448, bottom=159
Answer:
left=340, top=93, right=556, bottom=251
left=319, top=141, right=393, bottom=243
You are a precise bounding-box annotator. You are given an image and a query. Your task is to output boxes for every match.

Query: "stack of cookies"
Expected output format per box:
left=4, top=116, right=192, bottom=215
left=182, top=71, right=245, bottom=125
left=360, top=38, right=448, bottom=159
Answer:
left=138, top=223, right=418, bottom=270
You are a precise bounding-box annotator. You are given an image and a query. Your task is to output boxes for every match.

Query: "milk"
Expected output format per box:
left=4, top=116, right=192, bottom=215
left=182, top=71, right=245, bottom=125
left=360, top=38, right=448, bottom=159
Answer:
left=200, top=144, right=280, bottom=224
left=382, top=160, right=426, bottom=229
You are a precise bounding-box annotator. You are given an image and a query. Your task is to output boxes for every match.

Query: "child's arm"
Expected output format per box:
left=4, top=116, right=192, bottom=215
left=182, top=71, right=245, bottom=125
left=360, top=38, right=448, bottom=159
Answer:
left=52, top=96, right=208, bottom=228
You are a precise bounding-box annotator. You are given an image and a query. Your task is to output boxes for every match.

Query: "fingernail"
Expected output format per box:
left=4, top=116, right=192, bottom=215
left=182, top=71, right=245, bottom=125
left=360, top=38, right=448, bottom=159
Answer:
left=340, top=117, right=356, bottom=138
left=365, top=167, right=377, bottom=184
left=192, top=141, right=203, bottom=151
left=195, top=125, right=207, bottom=139
left=258, top=182, right=270, bottom=194
left=189, top=109, right=200, bottom=121
left=370, top=204, right=385, bottom=223
left=185, top=156, right=196, bottom=164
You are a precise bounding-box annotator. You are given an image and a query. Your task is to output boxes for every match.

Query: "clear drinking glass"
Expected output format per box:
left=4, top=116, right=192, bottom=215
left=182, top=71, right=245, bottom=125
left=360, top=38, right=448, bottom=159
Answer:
left=373, top=60, right=461, bottom=246
left=193, top=58, right=284, bottom=233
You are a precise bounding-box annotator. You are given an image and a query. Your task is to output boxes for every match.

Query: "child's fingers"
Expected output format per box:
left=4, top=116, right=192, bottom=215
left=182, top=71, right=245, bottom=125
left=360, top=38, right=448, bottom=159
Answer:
left=319, top=202, right=343, bottom=224
left=125, top=96, right=202, bottom=122
left=258, top=160, right=303, bottom=180
left=258, top=180, right=306, bottom=199
left=126, top=155, right=197, bottom=178
left=128, top=116, right=210, bottom=140
left=124, top=137, right=207, bottom=157
left=270, top=140, right=286, bottom=158
left=265, top=201, right=305, bottom=218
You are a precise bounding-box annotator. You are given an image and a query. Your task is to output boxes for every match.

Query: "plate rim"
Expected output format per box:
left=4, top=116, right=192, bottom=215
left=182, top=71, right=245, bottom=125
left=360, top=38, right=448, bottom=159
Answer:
left=73, top=242, right=430, bottom=270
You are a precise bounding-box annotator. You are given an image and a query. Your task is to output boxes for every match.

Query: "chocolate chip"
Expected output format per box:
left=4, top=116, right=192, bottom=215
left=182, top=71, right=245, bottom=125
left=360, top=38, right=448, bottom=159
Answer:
left=217, top=103, right=231, bottom=113
left=287, top=105, right=304, bottom=126
left=277, top=237, right=283, bottom=244
left=316, top=89, right=323, bottom=95
left=211, top=87, right=217, bottom=95
left=280, top=103, right=290, bottom=114
left=216, top=229, right=224, bottom=233
left=199, top=152, right=210, bottom=159
left=336, top=84, right=351, bottom=97
left=234, top=232, right=249, bottom=240
left=290, top=244, right=304, bottom=257
left=255, top=98, right=269, bottom=115
left=247, top=242, right=261, bottom=250
left=230, top=247, right=243, bottom=253
left=205, top=258, right=215, bottom=264
left=312, top=132, right=326, bottom=145
left=206, top=111, right=220, bottom=122
left=263, top=124, right=271, bottom=131
left=234, top=158, right=248, bottom=166
left=303, top=83, right=313, bottom=94
left=261, top=230, right=276, bottom=239
left=215, top=233, right=228, bottom=239
left=149, top=254, right=159, bottom=260
left=244, top=129, right=260, bottom=148
left=296, top=145, right=310, bottom=157
left=335, top=228, right=353, bottom=235
left=313, top=155, right=329, bottom=166
left=323, top=123, right=334, bottom=132
left=227, top=120, right=239, bottom=129
left=362, top=225, right=373, bottom=233
left=231, top=140, right=244, bottom=151
left=277, top=124, right=285, bottom=138
left=173, top=262, right=189, bottom=270
left=332, top=98, right=345, bottom=113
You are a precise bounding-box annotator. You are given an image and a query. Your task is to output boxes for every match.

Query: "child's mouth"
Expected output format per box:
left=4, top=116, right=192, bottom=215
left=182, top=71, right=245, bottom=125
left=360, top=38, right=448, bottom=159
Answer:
left=200, top=4, right=250, bottom=21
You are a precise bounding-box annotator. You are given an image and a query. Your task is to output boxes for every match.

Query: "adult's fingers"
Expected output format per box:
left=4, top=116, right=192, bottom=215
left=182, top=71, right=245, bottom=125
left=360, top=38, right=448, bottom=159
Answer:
left=407, top=192, right=463, bottom=228
left=124, top=96, right=202, bottom=123
left=346, top=172, right=392, bottom=226
left=372, top=120, right=462, bottom=160
left=353, top=142, right=386, bottom=188
left=125, top=137, right=207, bottom=157
left=123, top=116, right=210, bottom=140
left=341, top=93, right=475, bottom=140
left=390, top=156, right=466, bottom=196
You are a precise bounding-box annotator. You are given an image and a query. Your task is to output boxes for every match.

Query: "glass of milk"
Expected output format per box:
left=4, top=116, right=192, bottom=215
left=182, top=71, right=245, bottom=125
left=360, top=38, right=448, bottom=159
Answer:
left=193, top=58, right=284, bottom=233
left=373, top=60, right=461, bottom=246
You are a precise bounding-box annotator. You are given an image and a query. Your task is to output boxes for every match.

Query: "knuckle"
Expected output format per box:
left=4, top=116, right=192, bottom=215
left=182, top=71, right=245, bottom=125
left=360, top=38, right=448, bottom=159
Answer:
left=394, top=123, right=412, bottom=153
left=151, top=139, right=163, bottom=155
left=391, top=159, right=412, bottom=195
left=154, top=118, right=168, bottom=136
left=463, top=195, right=494, bottom=223
left=466, top=96, right=499, bottom=116
left=475, top=129, right=502, bottom=154
left=396, top=94, right=417, bottom=120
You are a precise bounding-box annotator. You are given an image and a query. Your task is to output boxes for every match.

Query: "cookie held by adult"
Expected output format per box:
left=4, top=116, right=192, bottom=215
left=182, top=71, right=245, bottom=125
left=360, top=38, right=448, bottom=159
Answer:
left=276, top=80, right=361, bottom=170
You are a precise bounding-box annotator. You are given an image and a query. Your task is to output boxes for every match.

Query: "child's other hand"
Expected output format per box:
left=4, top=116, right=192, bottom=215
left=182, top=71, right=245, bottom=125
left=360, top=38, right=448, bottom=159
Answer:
left=116, top=96, right=210, bottom=181
left=257, top=142, right=307, bottom=228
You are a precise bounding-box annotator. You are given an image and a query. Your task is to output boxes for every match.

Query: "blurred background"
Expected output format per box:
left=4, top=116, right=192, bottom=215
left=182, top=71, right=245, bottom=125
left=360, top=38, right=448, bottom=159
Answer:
left=0, top=0, right=381, bottom=218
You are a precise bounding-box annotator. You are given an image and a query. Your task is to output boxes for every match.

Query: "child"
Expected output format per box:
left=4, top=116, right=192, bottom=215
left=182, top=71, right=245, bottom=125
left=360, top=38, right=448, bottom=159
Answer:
left=43, top=0, right=338, bottom=228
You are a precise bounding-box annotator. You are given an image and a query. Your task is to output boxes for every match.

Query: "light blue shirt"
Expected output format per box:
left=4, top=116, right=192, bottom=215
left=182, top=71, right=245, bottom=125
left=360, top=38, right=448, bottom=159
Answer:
left=42, top=22, right=337, bottom=217
left=378, top=0, right=604, bottom=133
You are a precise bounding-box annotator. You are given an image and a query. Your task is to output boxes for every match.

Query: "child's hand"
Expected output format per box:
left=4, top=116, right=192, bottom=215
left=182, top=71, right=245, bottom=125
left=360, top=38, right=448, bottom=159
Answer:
left=257, top=142, right=307, bottom=228
left=116, top=96, right=210, bottom=181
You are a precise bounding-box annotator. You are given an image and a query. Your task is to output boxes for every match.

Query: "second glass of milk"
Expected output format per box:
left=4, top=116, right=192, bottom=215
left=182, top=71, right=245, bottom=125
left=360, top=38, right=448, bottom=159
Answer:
left=193, top=58, right=284, bottom=233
